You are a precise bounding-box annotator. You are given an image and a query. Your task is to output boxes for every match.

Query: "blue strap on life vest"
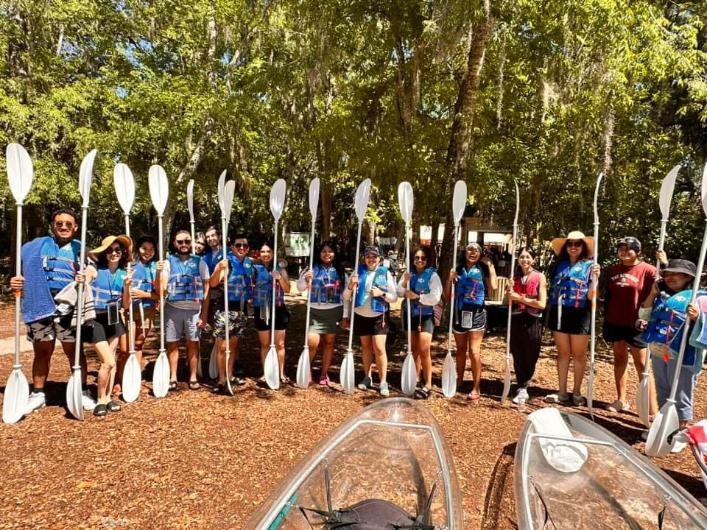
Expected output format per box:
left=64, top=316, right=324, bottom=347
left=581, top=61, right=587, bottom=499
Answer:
left=253, top=263, right=284, bottom=308
left=131, top=260, right=157, bottom=308
left=41, top=237, right=81, bottom=293
left=455, top=265, right=485, bottom=310
left=93, top=268, right=126, bottom=311
left=166, top=254, right=205, bottom=302
left=227, top=255, right=254, bottom=302
left=549, top=260, right=592, bottom=308
left=355, top=265, right=389, bottom=313
left=310, top=265, right=343, bottom=305
left=410, top=267, right=435, bottom=317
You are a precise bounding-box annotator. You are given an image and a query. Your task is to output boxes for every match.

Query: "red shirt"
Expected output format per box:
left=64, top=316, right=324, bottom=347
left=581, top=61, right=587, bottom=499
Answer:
left=604, top=261, right=657, bottom=327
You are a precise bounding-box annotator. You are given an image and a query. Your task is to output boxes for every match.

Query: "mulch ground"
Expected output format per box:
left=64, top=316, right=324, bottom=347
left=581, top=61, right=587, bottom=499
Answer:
left=1, top=295, right=706, bottom=529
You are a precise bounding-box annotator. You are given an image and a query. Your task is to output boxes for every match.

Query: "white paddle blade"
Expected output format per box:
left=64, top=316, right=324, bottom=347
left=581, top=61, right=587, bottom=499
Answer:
left=122, top=354, right=141, bottom=403
left=341, top=351, right=355, bottom=395
left=645, top=404, right=680, bottom=457
left=397, top=182, right=414, bottom=224
left=659, top=164, right=680, bottom=220
left=113, top=163, right=136, bottom=215
left=6, top=143, right=34, bottom=203
left=636, top=373, right=651, bottom=427
left=217, top=169, right=227, bottom=212
left=264, top=347, right=280, bottom=390
left=308, top=178, right=321, bottom=218
left=442, top=352, right=456, bottom=398
left=66, top=370, right=84, bottom=420
left=152, top=353, right=170, bottom=398
left=2, top=369, right=29, bottom=424
left=452, top=180, right=467, bottom=224
left=592, top=173, right=603, bottom=219
left=187, top=179, right=195, bottom=221
left=296, top=347, right=312, bottom=389
left=401, top=352, right=417, bottom=396
left=269, top=179, right=287, bottom=221
left=354, top=179, right=372, bottom=221
left=208, top=342, right=218, bottom=379
left=701, top=161, right=707, bottom=216
left=148, top=165, right=169, bottom=215
left=223, top=180, right=236, bottom=219
left=529, top=408, right=588, bottom=473
left=501, top=357, right=511, bottom=403
left=78, top=149, right=98, bottom=207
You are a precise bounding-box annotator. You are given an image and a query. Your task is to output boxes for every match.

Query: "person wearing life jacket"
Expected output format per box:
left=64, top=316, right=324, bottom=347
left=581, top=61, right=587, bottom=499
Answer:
left=545, top=231, right=600, bottom=406
left=202, top=226, right=223, bottom=273
left=506, top=247, right=547, bottom=404
left=443, top=242, right=498, bottom=400
left=253, top=241, right=291, bottom=385
left=9, top=209, right=98, bottom=415
left=84, top=236, right=133, bottom=417
left=155, top=229, right=210, bottom=391
left=639, top=258, right=703, bottom=433
left=602, top=237, right=657, bottom=414
left=297, top=240, right=346, bottom=386
left=397, top=246, right=441, bottom=399
left=342, top=245, right=398, bottom=397
left=209, top=233, right=254, bottom=394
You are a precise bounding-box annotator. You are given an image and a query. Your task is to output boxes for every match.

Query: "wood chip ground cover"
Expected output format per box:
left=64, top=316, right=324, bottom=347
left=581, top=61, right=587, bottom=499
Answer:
left=0, top=298, right=705, bottom=529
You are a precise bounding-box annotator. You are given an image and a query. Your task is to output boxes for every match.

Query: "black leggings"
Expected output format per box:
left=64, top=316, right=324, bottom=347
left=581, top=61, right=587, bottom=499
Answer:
left=510, top=313, right=542, bottom=389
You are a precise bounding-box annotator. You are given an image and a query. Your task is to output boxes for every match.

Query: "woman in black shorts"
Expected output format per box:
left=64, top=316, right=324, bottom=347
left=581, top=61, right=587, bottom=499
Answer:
left=443, top=243, right=498, bottom=400
left=85, top=235, right=133, bottom=416
left=545, top=231, right=599, bottom=406
left=253, top=242, right=290, bottom=384
left=397, top=246, right=441, bottom=399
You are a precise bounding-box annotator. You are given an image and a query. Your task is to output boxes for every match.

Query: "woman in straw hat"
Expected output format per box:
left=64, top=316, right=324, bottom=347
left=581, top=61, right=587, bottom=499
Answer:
left=85, top=235, right=133, bottom=417
left=545, top=231, right=599, bottom=406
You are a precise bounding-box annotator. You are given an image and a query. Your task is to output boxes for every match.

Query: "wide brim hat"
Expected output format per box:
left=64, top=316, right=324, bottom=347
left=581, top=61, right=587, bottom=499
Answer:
left=89, top=235, right=133, bottom=259
left=551, top=230, right=594, bottom=257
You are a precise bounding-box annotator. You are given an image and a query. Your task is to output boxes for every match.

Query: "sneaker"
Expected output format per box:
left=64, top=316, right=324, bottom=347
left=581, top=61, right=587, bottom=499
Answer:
left=379, top=382, right=390, bottom=397
left=512, top=388, right=529, bottom=405
left=357, top=376, right=373, bottom=391
left=23, top=391, right=46, bottom=415
left=545, top=392, right=570, bottom=404
left=606, top=399, right=630, bottom=413
left=319, top=374, right=330, bottom=386
left=82, top=390, right=97, bottom=411
left=572, top=394, right=587, bottom=407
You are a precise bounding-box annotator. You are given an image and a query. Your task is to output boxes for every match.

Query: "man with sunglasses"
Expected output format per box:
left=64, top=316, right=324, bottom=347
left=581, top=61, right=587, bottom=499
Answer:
left=156, top=230, right=211, bottom=389
left=9, top=209, right=97, bottom=414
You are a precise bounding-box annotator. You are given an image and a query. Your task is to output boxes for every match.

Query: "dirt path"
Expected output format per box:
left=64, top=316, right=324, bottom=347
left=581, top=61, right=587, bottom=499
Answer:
left=1, top=296, right=705, bottom=529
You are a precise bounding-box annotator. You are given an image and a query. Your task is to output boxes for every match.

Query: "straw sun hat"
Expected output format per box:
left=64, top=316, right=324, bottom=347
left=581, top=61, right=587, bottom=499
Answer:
left=550, top=230, right=594, bottom=257
left=89, top=235, right=133, bottom=259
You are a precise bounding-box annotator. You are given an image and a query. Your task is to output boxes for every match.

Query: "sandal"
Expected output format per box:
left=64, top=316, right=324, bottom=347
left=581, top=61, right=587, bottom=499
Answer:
left=168, top=381, right=178, bottom=391
left=212, top=383, right=228, bottom=395
left=188, top=381, right=201, bottom=391
left=106, top=400, right=122, bottom=412
left=280, top=375, right=291, bottom=385
left=467, top=390, right=481, bottom=401
left=230, top=376, right=246, bottom=386
left=415, top=387, right=432, bottom=400
left=93, top=404, right=108, bottom=417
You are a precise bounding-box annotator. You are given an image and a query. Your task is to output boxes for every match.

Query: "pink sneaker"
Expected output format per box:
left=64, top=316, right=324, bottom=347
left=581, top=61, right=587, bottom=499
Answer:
left=319, top=374, right=330, bottom=386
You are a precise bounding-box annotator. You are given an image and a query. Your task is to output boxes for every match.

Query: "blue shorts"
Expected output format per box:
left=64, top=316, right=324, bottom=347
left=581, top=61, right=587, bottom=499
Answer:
left=164, top=304, right=200, bottom=342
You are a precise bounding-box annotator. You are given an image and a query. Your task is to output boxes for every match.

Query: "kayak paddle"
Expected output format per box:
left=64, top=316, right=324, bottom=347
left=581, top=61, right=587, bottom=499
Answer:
left=2, top=144, right=33, bottom=424
left=187, top=179, right=196, bottom=255
left=264, top=179, right=287, bottom=390
left=149, top=165, right=170, bottom=398
left=398, top=181, right=417, bottom=396
left=442, top=180, right=467, bottom=398
left=296, top=178, right=320, bottom=389
left=587, top=172, right=603, bottom=419
left=66, top=148, right=97, bottom=421
left=341, top=178, right=371, bottom=395
left=113, top=163, right=141, bottom=403
left=637, top=164, right=679, bottom=427
left=217, top=172, right=236, bottom=395
left=501, top=180, right=519, bottom=404
left=209, top=342, right=218, bottom=379
left=646, top=162, right=707, bottom=457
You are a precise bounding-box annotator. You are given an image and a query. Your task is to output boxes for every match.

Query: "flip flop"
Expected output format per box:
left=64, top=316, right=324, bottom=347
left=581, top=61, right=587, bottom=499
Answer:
left=467, top=390, right=481, bottom=401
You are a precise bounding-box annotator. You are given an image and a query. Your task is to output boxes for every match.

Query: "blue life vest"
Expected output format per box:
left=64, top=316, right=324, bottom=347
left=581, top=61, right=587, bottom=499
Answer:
left=549, top=260, right=592, bottom=308
left=355, top=265, right=389, bottom=313
left=309, top=265, right=343, bottom=305
left=92, top=267, right=127, bottom=311
left=253, top=263, right=284, bottom=308
left=226, top=255, right=254, bottom=302
left=410, top=267, right=436, bottom=317
left=131, top=260, right=157, bottom=308
left=643, top=289, right=703, bottom=367
left=166, top=254, right=205, bottom=302
left=202, top=248, right=223, bottom=274
left=41, top=238, right=81, bottom=294
left=455, top=265, right=486, bottom=309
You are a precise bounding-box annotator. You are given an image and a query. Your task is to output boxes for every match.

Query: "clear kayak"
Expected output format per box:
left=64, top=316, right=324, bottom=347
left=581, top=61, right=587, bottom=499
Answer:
left=515, top=408, right=707, bottom=530
left=246, top=398, right=463, bottom=529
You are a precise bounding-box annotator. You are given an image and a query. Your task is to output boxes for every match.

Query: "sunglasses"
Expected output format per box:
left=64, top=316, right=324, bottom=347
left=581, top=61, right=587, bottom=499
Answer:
left=54, top=221, right=75, bottom=228
left=232, top=243, right=249, bottom=249
left=414, top=256, right=427, bottom=261
left=107, top=246, right=123, bottom=255
left=566, top=240, right=583, bottom=248
left=176, top=239, right=192, bottom=245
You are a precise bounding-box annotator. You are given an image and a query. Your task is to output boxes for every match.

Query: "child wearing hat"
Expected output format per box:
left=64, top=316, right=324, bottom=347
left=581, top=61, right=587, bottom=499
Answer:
left=602, top=236, right=657, bottom=413
left=545, top=231, right=600, bottom=406
left=639, top=258, right=704, bottom=434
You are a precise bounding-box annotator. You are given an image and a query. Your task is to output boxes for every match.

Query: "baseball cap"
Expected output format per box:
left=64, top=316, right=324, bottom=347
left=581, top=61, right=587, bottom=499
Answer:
left=363, top=245, right=380, bottom=257
left=616, top=237, right=641, bottom=252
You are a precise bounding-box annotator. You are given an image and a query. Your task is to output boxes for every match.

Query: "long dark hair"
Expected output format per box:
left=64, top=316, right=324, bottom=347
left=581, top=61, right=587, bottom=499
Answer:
left=134, top=235, right=158, bottom=264
left=455, top=243, right=489, bottom=277
left=409, top=245, right=435, bottom=273
left=313, top=240, right=345, bottom=281
left=513, top=246, right=537, bottom=279
left=96, top=241, right=130, bottom=270
left=556, top=240, right=591, bottom=262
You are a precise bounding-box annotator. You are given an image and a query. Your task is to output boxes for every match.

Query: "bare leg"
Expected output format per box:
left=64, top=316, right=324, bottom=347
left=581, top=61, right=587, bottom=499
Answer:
left=60, top=340, right=89, bottom=386
left=612, top=340, right=630, bottom=402
left=454, top=332, right=468, bottom=386
left=411, top=332, right=422, bottom=379
left=372, top=334, right=388, bottom=383
left=630, top=346, right=657, bottom=415
left=552, top=331, right=572, bottom=396
left=308, top=332, right=321, bottom=362
left=186, top=340, right=199, bottom=382
left=569, top=334, right=589, bottom=395
left=360, top=336, right=373, bottom=378
left=275, top=330, right=287, bottom=379
left=418, top=331, right=433, bottom=388
left=468, top=331, right=484, bottom=395
left=93, top=339, right=117, bottom=404
left=167, top=341, right=180, bottom=382
left=320, top=334, right=336, bottom=377
left=216, top=338, right=227, bottom=384
left=257, top=331, right=270, bottom=371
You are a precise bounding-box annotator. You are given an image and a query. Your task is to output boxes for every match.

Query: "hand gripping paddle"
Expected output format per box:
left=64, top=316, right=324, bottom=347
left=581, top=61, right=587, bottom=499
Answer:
left=398, top=181, right=417, bottom=396
left=296, top=178, right=321, bottom=389
left=2, top=144, right=33, bottom=424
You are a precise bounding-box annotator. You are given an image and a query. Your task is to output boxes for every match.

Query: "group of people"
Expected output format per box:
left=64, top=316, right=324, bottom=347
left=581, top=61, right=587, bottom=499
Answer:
left=8, top=208, right=707, bottom=435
